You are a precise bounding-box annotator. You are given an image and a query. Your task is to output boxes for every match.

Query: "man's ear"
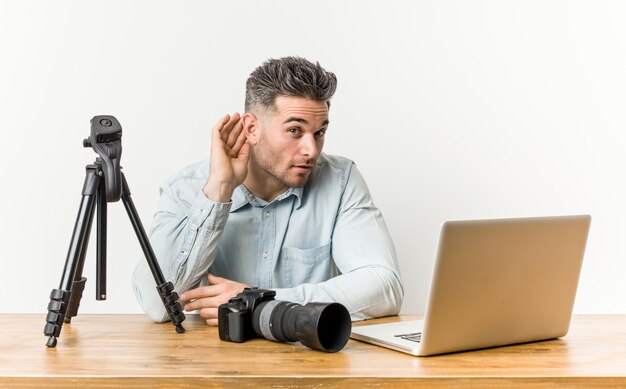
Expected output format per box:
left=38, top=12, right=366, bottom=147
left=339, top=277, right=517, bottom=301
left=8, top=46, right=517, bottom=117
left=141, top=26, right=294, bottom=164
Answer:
left=241, top=113, right=259, bottom=145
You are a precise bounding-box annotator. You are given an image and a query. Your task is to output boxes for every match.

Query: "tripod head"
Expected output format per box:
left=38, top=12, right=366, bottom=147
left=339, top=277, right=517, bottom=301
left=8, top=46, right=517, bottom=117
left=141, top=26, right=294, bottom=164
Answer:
left=83, top=115, right=123, bottom=202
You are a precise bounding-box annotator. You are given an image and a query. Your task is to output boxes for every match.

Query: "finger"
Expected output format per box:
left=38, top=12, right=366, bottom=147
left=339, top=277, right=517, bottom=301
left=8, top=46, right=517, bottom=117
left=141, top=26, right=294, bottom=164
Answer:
left=207, top=273, right=226, bottom=285
left=226, top=118, right=244, bottom=152
left=184, top=296, right=222, bottom=312
left=206, top=318, right=219, bottom=326
left=179, top=285, right=218, bottom=301
left=230, top=127, right=248, bottom=157
left=198, top=307, right=218, bottom=320
left=236, top=140, right=250, bottom=163
left=211, top=114, right=231, bottom=143
left=220, top=112, right=241, bottom=143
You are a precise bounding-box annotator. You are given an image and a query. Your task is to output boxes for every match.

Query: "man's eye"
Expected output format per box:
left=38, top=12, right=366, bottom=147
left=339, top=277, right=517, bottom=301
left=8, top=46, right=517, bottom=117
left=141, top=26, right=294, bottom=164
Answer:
left=288, top=128, right=300, bottom=134
left=316, top=129, right=327, bottom=137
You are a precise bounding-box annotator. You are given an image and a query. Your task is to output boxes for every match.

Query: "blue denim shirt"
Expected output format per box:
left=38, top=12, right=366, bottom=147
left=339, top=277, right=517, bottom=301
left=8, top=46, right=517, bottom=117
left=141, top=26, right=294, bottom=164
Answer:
left=132, top=153, right=404, bottom=322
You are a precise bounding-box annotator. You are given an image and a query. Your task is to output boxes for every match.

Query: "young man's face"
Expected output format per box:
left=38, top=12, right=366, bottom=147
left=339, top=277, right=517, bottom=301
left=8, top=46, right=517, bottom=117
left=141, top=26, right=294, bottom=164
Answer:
left=247, top=95, right=329, bottom=191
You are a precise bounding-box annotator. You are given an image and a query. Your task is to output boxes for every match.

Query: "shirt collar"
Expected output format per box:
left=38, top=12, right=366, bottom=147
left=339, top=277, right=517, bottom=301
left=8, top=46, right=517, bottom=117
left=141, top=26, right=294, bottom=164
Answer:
left=231, top=185, right=303, bottom=212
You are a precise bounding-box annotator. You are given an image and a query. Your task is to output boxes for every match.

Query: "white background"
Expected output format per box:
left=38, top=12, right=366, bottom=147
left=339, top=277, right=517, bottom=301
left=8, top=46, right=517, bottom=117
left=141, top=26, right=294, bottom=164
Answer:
left=1, top=1, right=625, bottom=316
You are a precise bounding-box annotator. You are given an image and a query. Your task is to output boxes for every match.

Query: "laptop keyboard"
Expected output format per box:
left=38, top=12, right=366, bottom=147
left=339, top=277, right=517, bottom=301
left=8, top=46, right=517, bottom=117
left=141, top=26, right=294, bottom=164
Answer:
left=394, top=332, right=422, bottom=343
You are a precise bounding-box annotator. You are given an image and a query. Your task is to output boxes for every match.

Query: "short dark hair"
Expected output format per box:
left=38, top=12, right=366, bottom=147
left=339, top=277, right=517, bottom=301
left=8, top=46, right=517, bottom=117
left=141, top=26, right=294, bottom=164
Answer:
left=245, top=57, right=337, bottom=113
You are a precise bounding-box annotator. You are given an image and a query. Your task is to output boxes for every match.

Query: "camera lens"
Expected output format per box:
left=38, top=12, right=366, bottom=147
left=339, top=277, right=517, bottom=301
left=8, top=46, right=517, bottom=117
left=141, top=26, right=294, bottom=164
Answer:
left=252, top=300, right=351, bottom=352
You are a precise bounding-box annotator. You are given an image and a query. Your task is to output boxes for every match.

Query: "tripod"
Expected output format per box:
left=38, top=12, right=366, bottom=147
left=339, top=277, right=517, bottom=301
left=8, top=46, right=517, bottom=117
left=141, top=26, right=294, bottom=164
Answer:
left=44, top=116, right=185, bottom=347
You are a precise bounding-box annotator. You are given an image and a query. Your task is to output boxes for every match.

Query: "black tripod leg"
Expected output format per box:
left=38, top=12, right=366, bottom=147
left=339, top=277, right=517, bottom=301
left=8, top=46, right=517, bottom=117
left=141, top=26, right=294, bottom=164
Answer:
left=65, top=168, right=100, bottom=323
left=119, top=173, right=185, bottom=333
left=44, top=166, right=100, bottom=347
left=96, top=173, right=107, bottom=301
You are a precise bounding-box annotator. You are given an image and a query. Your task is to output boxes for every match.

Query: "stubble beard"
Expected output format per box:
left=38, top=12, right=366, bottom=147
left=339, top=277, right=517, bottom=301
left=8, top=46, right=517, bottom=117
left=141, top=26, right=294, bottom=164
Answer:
left=251, top=139, right=315, bottom=189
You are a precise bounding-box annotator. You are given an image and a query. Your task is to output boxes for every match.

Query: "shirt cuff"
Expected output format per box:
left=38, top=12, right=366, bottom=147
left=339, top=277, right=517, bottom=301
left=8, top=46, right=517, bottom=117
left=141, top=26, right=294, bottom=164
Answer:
left=273, top=287, right=304, bottom=305
left=188, top=190, right=232, bottom=231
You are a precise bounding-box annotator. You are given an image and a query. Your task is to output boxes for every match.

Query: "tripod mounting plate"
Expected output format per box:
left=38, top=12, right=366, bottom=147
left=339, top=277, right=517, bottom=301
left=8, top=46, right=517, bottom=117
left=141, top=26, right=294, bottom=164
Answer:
left=84, top=115, right=123, bottom=202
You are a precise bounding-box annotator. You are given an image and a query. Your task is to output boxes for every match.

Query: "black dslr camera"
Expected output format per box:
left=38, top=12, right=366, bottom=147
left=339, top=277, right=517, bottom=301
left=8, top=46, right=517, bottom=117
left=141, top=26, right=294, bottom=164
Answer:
left=218, top=288, right=351, bottom=352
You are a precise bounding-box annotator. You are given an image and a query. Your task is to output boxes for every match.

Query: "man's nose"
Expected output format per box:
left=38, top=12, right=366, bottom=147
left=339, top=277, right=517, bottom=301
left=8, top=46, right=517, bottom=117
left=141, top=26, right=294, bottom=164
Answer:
left=300, top=135, right=320, bottom=158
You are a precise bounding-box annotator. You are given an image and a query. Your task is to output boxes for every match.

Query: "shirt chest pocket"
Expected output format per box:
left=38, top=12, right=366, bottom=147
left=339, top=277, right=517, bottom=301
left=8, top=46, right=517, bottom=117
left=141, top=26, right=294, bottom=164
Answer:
left=280, top=242, right=332, bottom=286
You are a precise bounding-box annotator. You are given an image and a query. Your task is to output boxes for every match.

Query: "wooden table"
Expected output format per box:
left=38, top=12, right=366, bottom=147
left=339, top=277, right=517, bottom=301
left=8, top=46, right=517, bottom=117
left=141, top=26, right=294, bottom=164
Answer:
left=1, top=314, right=625, bottom=388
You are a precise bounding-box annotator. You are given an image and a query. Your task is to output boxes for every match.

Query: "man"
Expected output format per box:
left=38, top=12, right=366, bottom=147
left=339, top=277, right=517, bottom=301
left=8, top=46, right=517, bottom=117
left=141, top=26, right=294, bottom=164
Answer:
left=133, top=57, right=403, bottom=325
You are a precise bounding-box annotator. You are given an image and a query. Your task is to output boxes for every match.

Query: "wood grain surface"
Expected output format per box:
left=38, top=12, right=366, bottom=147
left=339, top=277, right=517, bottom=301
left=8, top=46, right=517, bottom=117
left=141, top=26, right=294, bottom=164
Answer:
left=1, top=314, right=625, bottom=388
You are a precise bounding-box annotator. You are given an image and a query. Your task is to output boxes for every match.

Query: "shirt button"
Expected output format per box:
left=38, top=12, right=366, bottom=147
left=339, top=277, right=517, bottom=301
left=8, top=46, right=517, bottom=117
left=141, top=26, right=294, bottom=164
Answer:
left=181, top=250, right=188, bottom=257
left=265, top=211, right=270, bottom=217
left=263, top=251, right=268, bottom=259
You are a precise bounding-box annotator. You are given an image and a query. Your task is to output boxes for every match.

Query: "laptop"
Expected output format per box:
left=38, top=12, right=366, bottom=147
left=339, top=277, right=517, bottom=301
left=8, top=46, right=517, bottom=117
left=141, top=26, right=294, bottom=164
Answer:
left=351, top=215, right=591, bottom=356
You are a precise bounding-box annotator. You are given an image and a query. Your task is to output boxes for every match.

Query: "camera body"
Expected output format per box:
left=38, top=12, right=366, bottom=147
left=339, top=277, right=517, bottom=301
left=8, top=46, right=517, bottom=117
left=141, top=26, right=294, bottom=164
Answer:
left=218, top=288, right=276, bottom=343
left=218, top=287, right=351, bottom=352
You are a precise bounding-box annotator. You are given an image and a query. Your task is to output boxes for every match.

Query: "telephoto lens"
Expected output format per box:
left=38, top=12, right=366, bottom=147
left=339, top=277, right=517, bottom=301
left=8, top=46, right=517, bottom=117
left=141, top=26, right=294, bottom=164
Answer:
left=251, top=300, right=351, bottom=352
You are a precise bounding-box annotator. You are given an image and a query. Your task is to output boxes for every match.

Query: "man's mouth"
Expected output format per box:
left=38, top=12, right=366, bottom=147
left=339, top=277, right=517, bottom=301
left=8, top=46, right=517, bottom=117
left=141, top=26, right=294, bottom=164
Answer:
left=293, top=164, right=314, bottom=173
